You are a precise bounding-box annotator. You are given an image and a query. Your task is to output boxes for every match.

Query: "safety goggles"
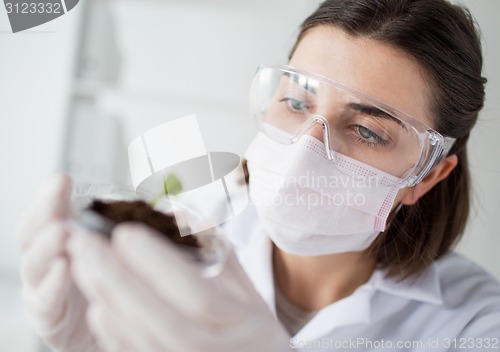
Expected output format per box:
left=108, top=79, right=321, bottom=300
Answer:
left=249, top=65, right=456, bottom=188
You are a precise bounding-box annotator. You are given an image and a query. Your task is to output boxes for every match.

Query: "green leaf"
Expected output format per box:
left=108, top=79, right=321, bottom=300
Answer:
left=163, top=173, right=182, bottom=195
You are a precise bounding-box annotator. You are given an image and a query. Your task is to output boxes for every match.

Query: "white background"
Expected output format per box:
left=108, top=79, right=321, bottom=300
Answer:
left=0, top=0, right=498, bottom=350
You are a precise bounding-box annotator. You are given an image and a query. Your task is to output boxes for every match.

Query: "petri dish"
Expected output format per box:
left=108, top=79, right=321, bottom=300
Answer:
left=71, top=182, right=230, bottom=278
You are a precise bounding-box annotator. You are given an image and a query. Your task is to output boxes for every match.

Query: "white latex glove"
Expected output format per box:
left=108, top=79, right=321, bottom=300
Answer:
left=17, top=175, right=99, bottom=352
left=67, top=223, right=292, bottom=352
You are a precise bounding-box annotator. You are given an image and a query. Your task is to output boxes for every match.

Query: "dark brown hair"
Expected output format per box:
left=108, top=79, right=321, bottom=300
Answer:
left=290, top=0, right=487, bottom=279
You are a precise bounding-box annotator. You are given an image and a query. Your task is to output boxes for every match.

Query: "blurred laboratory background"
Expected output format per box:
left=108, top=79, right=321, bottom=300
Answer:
left=0, top=0, right=499, bottom=350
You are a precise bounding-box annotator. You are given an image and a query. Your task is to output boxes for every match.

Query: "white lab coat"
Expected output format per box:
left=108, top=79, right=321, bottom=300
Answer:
left=223, top=203, right=500, bottom=352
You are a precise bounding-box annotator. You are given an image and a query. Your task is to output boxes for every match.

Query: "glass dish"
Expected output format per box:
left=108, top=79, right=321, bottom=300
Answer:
left=71, top=182, right=230, bottom=278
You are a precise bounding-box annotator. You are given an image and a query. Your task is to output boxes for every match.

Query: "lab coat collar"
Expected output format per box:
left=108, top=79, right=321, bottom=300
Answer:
left=225, top=201, right=277, bottom=314
left=236, top=222, right=277, bottom=315
left=296, top=260, right=443, bottom=340
left=368, top=261, right=443, bottom=305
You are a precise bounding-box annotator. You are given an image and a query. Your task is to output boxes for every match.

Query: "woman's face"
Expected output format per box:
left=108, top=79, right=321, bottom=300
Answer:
left=288, top=25, right=435, bottom=206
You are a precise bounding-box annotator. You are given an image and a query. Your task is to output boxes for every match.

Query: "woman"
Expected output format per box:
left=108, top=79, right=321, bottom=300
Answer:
left=18, top=0, right=500, bottom=351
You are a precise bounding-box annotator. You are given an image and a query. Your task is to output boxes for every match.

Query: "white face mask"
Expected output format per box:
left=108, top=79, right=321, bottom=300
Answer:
left=244, top=132, right=402, bottom=256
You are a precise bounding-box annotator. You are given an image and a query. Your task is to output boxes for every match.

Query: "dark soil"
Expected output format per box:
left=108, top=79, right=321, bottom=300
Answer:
left=87, top=200, right=199, bottom=248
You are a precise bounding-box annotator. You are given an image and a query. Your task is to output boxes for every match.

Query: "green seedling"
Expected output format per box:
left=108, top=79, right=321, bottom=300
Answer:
left=150, top=173, right=182, bottom=206
left=163, top=173, right=182, bottom=195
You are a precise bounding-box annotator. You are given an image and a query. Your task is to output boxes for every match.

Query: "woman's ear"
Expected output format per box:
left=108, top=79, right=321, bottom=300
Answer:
left=401, top=154, right=458, bottom=206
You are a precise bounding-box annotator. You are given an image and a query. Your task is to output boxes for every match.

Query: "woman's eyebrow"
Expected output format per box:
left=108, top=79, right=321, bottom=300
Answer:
left=348, top=102, right=406, bottom=129
left=283, top=73, right=407, bottom=129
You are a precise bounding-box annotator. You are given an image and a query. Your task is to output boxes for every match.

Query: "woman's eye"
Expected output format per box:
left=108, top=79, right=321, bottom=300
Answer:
left=354, top=125, right=389, bottom=146
left=280, top=97, right=310, bottom=112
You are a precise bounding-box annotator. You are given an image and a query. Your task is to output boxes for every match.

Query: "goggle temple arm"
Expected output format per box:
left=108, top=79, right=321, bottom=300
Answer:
left=409, top=133, right=456, bottom=187
left=441, top=136, right=457, bottom=159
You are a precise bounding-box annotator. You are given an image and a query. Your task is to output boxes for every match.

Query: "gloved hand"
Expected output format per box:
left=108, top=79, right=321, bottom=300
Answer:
left=67, top=223, right=292, bottom=352
left=17, top=175, right=99, bottom=352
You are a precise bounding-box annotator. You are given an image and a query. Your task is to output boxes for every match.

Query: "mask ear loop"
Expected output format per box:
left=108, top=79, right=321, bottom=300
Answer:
left=385, top=202, right=404, bottom=230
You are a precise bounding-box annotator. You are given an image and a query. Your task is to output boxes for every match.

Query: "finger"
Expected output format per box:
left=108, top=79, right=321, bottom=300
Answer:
left=67, top=231, right=189, bottom=346
left=87, top=304, right=168, bottom=352
left=21, top=222, right=68, bottom=289
left=86, top=305, right=128, bottom=352
left=37, top=257, right=72, bottom=309
left=66, top=231, right=118, bottom=305
left=17, top=174, right=72, bottom=251
left=23, top=257, right=72, bottom=332
left=112, top=223, right=241, bottom=324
